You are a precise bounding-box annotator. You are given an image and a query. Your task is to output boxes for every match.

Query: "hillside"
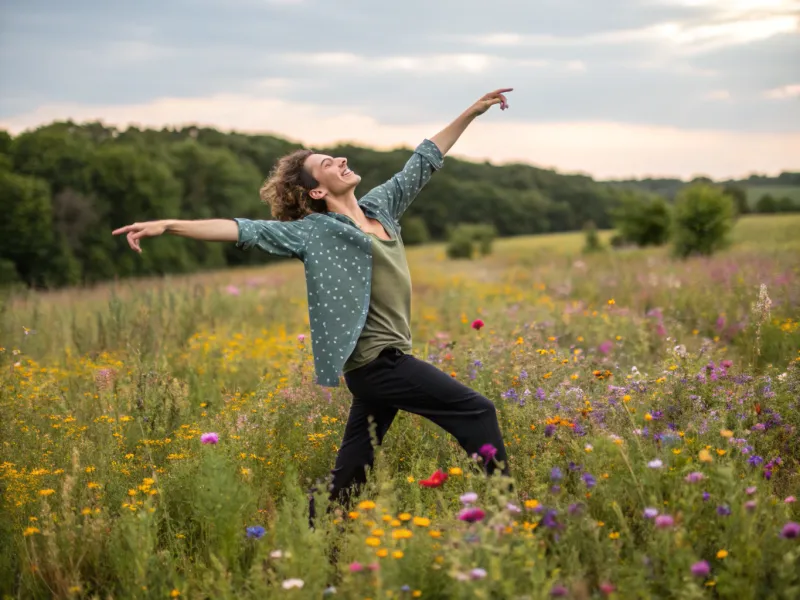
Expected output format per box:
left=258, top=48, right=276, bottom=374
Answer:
left=1, top=121, right=655, bottom=288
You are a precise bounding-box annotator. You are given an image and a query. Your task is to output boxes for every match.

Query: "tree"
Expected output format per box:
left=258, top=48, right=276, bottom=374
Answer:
left=672, top=183, right=735, bottom=258
left=755, top=194, right=778, bottom=213
left=722, top=184, right=749, bottom=216
left=612, top=193, right=671, bottom=247
left=399, top=216, right=430, bottom=246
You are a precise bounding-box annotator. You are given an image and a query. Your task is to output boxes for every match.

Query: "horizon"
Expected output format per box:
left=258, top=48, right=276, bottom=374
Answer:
left=1, top=0, right=799, bottom=180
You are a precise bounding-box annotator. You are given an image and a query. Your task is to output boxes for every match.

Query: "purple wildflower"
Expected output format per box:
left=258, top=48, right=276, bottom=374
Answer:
left=544, top=424, right=556, bottom=437
left=702, top=492, right=711, bottom=501
left=470, top=568, right=487, bottom=580
left=550, top=584, right=569, bottom=597
left=550, top=467, right=563, bottom=482
left=717, top=505, right=731, bottom=516
left=582, top=473, right=597, bottom=489
left=685, top=472, right=705, bottom=483
left=644, top=508, right=659, bottom=519
left=536, top=387, right=546, bottom=401
left=654, top=515, right=674, bottom=529
left=691, top=561, right=710, bottom=577
left=780, top=522, right=800, bottom=539
left=745, top=486, right=757, bottom=495
left=541, top=509, right=559, bottom=529
left=460, top=492, right=478, bottom=505
left=744, top=500, right=757, bottom=512
left=200, top=432, right=219, bottom=445
left=748, top=455, right=764, bottom=467
left=478, top=444, right=497, bottom=461
left=246, top=526, right=265, bottom=539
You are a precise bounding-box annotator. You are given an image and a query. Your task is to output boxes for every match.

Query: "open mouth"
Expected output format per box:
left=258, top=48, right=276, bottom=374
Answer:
left=342, top=168, right=353, bottom=177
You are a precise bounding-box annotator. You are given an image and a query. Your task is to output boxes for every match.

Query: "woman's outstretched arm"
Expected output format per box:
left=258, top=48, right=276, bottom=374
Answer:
left=112, top=219, right=238, bottom=253
left=429, top=88, right=512, bottom=156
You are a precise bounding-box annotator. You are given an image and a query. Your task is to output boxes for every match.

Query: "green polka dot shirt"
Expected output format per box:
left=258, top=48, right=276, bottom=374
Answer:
left=233, top=139, right=444, bottom=387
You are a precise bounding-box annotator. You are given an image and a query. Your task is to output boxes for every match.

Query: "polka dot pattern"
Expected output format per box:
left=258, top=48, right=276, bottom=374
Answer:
left=233, top=139, right=444, bottom=387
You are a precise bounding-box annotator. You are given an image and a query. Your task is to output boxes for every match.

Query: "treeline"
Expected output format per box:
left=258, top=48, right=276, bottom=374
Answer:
left=1, top=121, right=657, bottom=288
left=607, top=173, right=800, bottom=214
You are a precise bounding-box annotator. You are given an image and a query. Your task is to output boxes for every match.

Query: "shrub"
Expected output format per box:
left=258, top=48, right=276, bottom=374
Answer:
left=582, top=221, right=604, bottom=254
left=445, top=224, right=497, bottom=259
left=446, top=228, right=474, bottom=259
left=399, top=216, right=430, bottom=246
left=611, top=194, right=671, bottom=247
left=672, top=183, right=735, bottom=258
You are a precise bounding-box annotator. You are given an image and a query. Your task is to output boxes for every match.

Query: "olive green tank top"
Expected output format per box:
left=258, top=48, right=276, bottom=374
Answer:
left=343, top=234, right=412, bottom=372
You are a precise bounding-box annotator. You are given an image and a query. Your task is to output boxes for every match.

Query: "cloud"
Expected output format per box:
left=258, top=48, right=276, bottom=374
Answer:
left=764, top=83, right=800, bottom=99
left=2, top=92, right=798, bottom=180
left=704, top=89, right=732, bottom=100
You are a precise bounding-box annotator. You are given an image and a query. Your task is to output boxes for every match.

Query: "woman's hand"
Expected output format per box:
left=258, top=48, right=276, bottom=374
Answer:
left=112, top=220, right=169, bottom=253
left=469, top=88, right=513, bottom=116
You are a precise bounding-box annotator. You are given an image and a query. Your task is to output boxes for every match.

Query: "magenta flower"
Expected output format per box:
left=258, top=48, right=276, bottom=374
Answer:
left=200, top=432, right=219, bottom=444
left=684, top=472, right=704, bottom=483
left=550, top=584, right=569, bottom=597
left=459, top=507, right=486, bottom=523
left=349, top=562, right=363, bottom=573
left=784, top=496, right=796, bottom=504
left=598, top=340, right=613, bottom=355
left=781, top=522, right=800, bottom=539
left=691, top=561, right=710, bottom=577
left=745, top=486, right=757, bottom=495
left=744, top=500, right=757, bottom=512
left=478, top=444, right=497, bottom=461
left=599, top=582, right=615, bottom=595
left=654, top=514, right=674, bottom=529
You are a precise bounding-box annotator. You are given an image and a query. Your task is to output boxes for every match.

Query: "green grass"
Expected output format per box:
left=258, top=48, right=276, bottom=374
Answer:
left=1, top=215, right=799, bottom=599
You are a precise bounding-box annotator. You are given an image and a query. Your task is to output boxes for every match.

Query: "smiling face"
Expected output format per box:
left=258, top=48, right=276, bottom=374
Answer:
left=303, top=153, right=361, bottom=201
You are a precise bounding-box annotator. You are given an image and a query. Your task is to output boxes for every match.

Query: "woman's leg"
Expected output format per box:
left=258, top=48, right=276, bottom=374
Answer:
left=344, top=350, right=510, bottom=477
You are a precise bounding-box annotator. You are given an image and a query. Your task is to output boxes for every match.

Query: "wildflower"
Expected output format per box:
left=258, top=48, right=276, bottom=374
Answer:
left=550, top=584, right=569, bottom=597
left=349, top=562, right=364, bottom=573
left=420, top=470, right=448, bottom=488
left=524, top=499, right=539, bottom=510
left=785, top=496, right=797, bottom=504
left=401, top=585, right=411, bottom=592
left=171, top=590, right=181, bottom=598
left=471, top=319, right=485, bottom=331
left=366, top=537, right=381, bottom=547
left=584, top=444, right=593, bottom=453
left=367, top=563, right=380, bottom=571
left=200, top=432, right=219, bottom=445
left=459, top=508, right=486, bottom=523
left=599, top=582, right=615, bottom=595
left=698, top=449, right=713, bottom=463
left=478, top=444, right=497, bottom=461
left=246, top=526, right=265, bottom=539
left=412, top=517, right=430, bottom=527
left=717, top=505, right=731, bottom=517
left=544, top=424, right=556, bottom=437
left=323, top=587, right=337, bottom=596
left=38, top=489, right=55, bottom=497
left=398, top=513, right=411, bottom=521
left=460, top=492, right=478, bottom=505
left=748, top=455, right=764, bottom=467
left=655, top=515, right=674, bottom=529
left=470, top=568, right=487, bottom=580
left=685, top=472, right=705, bottom=483
left=376, top=548, right=389, bottom=557
left=428, top=530, right=442, bottom=538
left=609, top=532, right=620, bottom=539
left=392, top=529, right=413, bottom=540
left=449, top=467, right=463, bottom=476
left=270, top=550, right=288, bottom=558
left=541, top=510, right=560, bottom=529
left=358, top=500, right=376, bottom=510
left=720, top=429, right=733, bottom=438
left=281, top=579, right=304, bottom=589
left=348, top=511, right=360, bottom=520
left=413, top=591, right=422, bottom=598
left=648, top=459, right=663, bottom=469
left=644, top=508, right=659, bottom=519
left=23, top=527, right=40, bottom=536
left=550, top=467, right=563, bottom=482
left=716, top=549, right=728, bottom=559
left=582, top=473, right=597, bottom=489
left=780, top=522, right=800, bottom=539
left=297, top=334, right=305, bottom=342
left=506, top=502, right=521, bottom=514
left=691, top=561, right=710, bottom=577
left=745, top=486, right=757, bottom=495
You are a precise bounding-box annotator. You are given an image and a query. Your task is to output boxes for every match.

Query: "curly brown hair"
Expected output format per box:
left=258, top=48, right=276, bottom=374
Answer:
left=259, top=149, right=328, bottom=221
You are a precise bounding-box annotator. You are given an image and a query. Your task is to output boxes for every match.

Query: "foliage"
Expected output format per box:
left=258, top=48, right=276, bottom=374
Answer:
left=398, top=216, right=430, bottom=246
left=611, top=193, right=672, bottom=247
left=582, top=220, right=604, bottom=254
left=1, top=216, right=799, bottom=598
left=672, top=183, right=736, bottom=258
left=1, top=121, right=658, bottom=288
left=446, top=224, right=497, bottom=259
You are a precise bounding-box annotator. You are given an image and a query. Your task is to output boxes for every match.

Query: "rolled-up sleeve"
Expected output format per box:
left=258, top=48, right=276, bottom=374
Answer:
left=371, top=139, right=444, bottom=220
left=233, top=218, right=309, bottom=259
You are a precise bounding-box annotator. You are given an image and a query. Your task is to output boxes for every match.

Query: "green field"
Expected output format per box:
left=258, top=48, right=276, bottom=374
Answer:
left=2, top=215, right=799, bottom=599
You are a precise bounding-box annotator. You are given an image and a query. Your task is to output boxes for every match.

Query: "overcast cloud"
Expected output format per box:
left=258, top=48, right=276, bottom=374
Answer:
left=1, top=0, right=798, bottom=179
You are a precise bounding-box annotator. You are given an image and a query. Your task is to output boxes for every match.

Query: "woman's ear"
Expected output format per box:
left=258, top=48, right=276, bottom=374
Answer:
left=309, top=188, right=325, bottom=200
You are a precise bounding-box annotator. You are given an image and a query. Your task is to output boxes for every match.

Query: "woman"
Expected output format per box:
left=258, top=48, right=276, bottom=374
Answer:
left=113, top=88, right=514, bottom=521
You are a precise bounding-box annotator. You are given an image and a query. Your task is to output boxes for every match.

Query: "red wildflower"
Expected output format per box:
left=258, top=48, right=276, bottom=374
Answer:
left=471, top=319, right=484, bottom=331
left=420, top=469, right=449, bottom=488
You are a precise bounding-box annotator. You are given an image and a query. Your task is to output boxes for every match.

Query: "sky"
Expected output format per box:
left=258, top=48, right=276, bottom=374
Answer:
left=0, top=0, right=798, bottom=180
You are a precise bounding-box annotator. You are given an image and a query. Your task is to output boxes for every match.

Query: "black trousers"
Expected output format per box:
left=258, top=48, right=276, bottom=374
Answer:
left=309, top=347, right=510, bottom=524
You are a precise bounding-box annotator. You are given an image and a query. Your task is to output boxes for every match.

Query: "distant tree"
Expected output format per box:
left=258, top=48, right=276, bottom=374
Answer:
left=755, top=194, right=778, bottom=213
left=776, top=196, right=799, bottom=213
left=722, top=184, right=749, bottom=216
left=582, top=220, right=603, bottom=254
left=399, top=216, right=430, bottom=246
left=612, top=193, right=672, bottom=247
left=672, top=183, right=735, bottom=258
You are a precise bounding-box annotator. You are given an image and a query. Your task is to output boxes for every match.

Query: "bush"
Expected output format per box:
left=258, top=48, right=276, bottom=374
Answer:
left=399, top=216, right=430, bottom=246
left=611, top=194, right=671, bottom=247
left=582, top=221, right=603, bottom=254
left=445, top=223, right=497, bottom=259
left=672, top=183, right=735, bottom=258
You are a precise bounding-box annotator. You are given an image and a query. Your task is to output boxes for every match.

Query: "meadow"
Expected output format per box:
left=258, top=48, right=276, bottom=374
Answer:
left=1, top=214, right=799, bottom=600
